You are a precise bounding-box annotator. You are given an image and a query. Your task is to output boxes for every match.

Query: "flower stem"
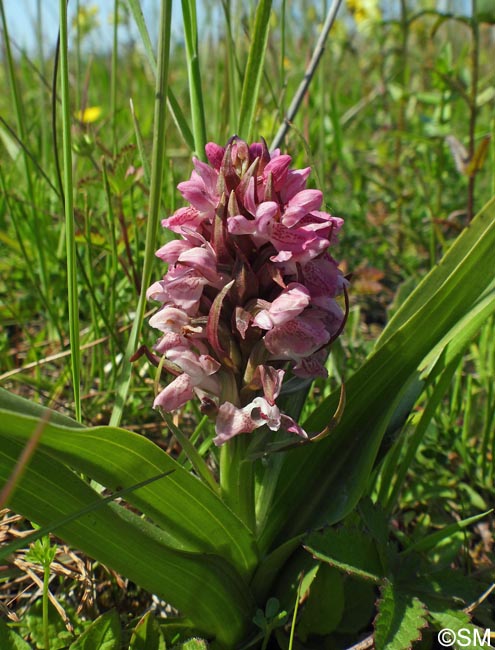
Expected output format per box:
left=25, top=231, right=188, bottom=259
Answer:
left=220, top=436, right=255, bottom=532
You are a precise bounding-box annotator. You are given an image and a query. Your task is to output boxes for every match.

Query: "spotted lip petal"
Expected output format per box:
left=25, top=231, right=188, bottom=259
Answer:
left=147, top=136, right=347, bottom=446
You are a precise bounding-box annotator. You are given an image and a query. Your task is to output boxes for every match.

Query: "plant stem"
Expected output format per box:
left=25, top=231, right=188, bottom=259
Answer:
left=270, top=0, right=343, bottom=150
left=111, top=0, right=119, bottom=155
left=181, top=0, right=207, bottom=159
left=43, top=561, right=50, bottom=650
left=467, top=0, right=480, bottom=222
left=395, top=0, right=410, bottom=255
left=110, top=0, right=172, bottom=426
left=59, top=0, right=82, bottom=421
left=220, top=436, right=255, bottom=532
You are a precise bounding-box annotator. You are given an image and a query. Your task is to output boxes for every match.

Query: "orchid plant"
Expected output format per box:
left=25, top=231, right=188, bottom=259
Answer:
left=142, top=135, right=347, bottom=530
left=1, top=0, right=495, bottom=648
left=1, top=134, right=495, bottom=648
left=147, top=138, right=346, bottom=442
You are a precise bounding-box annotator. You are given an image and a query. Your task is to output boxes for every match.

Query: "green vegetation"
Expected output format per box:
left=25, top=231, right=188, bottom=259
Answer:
left=0, top=1, right=494, bottom=649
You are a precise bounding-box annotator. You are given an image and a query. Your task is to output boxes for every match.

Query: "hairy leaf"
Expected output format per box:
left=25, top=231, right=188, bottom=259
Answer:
left=304, top=527, right=383, bottom=583
left=374, top=580, right=428, bottom=650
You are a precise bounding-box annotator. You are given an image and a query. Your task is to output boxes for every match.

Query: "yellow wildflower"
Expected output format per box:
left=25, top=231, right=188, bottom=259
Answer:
left=74, top=106, right=102, bottom=124
left=346, top=0, right=381, bottom=27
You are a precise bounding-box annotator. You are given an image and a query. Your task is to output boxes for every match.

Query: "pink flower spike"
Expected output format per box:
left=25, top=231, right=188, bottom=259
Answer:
left=264, top=314, right=330, bottom=361
left=280, top=167, right=311, bottom=202
left=161, top=206, right=206, bottom=235
left=205, top=142, right=225, bottom=170
left=149, top=306, right=190, bottom=333
left=263, top=155, right=292, bottom=191
left=155, top=239, right=193, bottom=263
left=214, top=397, right=281, bottom=445
left=154, top=374, right=195, bottom=411
left=258, top=366, right=285, bottom=405
left=253, top=283, right=311, bottom=330
left=282, top=189, right=323, bottom=228
left=280, top=414, right=308, bottom=438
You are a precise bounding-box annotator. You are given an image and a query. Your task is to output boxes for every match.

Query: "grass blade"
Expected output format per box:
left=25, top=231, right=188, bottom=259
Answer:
left=59, top=0, right=81, bottom=421
left=181, top=0, right=207, bottom=158
left=237, top=0, right=273, bottom=141
left=127, top=0, right=195, bottom=150
left=110, top=0, right=172, bottom=426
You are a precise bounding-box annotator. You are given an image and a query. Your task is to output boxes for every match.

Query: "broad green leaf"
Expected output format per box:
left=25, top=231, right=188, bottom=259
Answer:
left=337, top=578, right=376, bottom=635
left=0, top=388, right=83, bottom=428
left=0, top=618, right=32, bottom=650
left=304, top=527, right=383, bottom=583
left=297, top=565, right=344, bottom=639
left=0, top=437, right=254, bottom=648
left=374, top=580, right=428, bottom=650
left=376, top=198, right=495, bottom=347
left=429, top=611, right=488, bottom=650
left=129, top=612, right=166, bottom=650
left=237, top=0, right=273, bottom=140
left=260, top=205, right=495, bottom=551
left=69, top=610, right=121, bottom=650
left=0, top=395, right=257, bottom=576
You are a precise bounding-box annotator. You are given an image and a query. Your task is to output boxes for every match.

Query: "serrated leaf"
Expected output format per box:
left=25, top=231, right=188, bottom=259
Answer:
left=0, top=618, right=32, bottom=650
left=429, top=610, right=490, bottom=650
left=304, top=527, right=383, bottom=583
left=129, top=612, right=166, bottom=650
left=69, top=610, right=121, bottom=650
left=374, top=580, right=428, bottom=650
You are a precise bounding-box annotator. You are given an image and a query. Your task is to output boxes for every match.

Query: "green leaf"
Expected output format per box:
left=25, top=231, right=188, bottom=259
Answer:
left=129, top=612, right=166, bottom=650
left=337, top=578, right=376, bottom=635
left=297, top=564, right=344, bottom=639
left=0, top=388, right=83, bottom=429
left=0, top=618, right=32, bottom=650
left=0, top=398, right=257, bottom=576
left=374, top=580, right=428, bottom=650
left=237, top=0, right=273, bottom=140
left=69, top=611, right=121, bottom=650
left=304, top=527, right=383, bottom=583
left=259, top=203, right=495, bottom=551
left=126, top=0, right=194, bottom=150
left=402, top=510, right=492, bottom=556
left=476, top=0, right=495, bottom=24
left=173, top=639, right=209, bottom=650
left=429, top=610, right=489, bottom=649
left=24, top=600, right=77, bottom=650
left=0, top=437, right=254, bottom=648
